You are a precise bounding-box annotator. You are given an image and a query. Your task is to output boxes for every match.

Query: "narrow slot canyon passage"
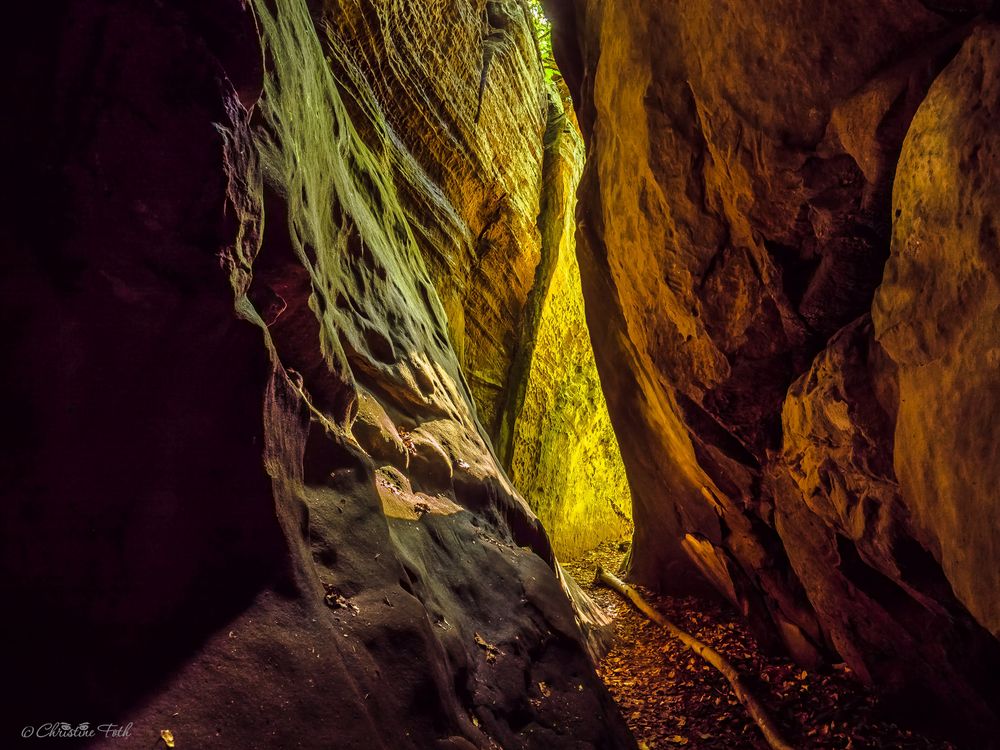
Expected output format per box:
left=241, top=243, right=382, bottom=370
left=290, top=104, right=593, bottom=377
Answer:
left=509, top=18, right=960, bottom=744
left=4, top=1, right=1000, bottom=750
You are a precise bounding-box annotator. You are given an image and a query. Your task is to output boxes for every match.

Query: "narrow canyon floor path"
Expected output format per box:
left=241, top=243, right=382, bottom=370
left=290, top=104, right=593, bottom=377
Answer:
left=563, top=543, right=957, bottom=750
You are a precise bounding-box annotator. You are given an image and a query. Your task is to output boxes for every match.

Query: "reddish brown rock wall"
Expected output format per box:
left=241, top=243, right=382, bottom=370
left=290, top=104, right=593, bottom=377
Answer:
left=874, top=25, right=1000, bottom=640
left=548, top=0, right=1000, bottom=741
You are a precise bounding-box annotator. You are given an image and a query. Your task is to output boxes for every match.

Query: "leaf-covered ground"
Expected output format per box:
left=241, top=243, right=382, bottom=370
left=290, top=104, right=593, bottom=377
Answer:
left=563, top=542, right=957, bottom=750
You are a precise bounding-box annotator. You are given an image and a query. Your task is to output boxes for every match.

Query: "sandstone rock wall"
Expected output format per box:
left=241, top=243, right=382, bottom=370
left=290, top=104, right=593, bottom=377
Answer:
left=1, top=1, right=633, bottom=747
left=321, top=0, right=632, bottom=564
left=548, top=0, right=1000, bottom=740
left=325, top=0, right=549, bottom=436
left=873, top=25, right=1000, bottom=639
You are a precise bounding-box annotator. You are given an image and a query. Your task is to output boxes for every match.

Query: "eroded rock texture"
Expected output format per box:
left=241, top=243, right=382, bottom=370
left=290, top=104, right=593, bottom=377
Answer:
left=326, top=0, right=549, bottom=435
left=323, top=0, right=630, bottom=563
left=1, top=1, right=632, bottom=748
left=548, top=0, right=1000, bottom=741
left=874, top=25, right=1000, bottom=639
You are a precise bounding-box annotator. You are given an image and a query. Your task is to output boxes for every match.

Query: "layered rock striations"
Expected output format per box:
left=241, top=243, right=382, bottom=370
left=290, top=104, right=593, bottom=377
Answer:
left=326, top=0, right=550, bottom=436
left=325, top=0, right=632, bottom=562
left=549, top=0, right=1000, bottom=740
left=2, top=1, right=632, bottom=748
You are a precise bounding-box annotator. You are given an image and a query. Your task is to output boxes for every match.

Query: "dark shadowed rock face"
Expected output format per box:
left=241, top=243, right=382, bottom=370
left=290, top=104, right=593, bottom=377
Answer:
left=874, top=24, right=1000, bottom=641
left=1, top=1, right=633, bottom=748
left=548, top=0, right=1000, bottom=742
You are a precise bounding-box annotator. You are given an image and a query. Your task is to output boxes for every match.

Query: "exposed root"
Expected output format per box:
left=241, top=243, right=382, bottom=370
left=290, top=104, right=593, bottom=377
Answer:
left=596, top=566, right=795, bottom=750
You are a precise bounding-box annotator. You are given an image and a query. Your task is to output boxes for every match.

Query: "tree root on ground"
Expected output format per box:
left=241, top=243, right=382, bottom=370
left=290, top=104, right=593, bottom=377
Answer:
left=596, top=566, right=795, bottom=750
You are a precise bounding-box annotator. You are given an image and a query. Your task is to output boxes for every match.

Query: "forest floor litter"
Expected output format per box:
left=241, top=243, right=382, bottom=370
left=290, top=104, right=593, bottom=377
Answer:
left=563, top=542, right=957, bottom=750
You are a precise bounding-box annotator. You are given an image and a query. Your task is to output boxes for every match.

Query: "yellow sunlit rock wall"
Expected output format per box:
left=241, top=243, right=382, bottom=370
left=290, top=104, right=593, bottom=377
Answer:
left=508, top=85, right=632, bottom=559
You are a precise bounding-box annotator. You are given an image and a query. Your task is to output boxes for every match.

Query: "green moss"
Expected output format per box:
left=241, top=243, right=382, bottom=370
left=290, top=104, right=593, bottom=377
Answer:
left=244, top=0, right=462, bottom=386
left=528, top=1, right=558, bottom=83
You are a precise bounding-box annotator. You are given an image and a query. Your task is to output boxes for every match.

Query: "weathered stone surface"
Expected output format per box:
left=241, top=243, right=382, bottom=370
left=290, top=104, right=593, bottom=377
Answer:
left=9, top=0, right=1000, bottom=744
left=1, top=1, right=632, bottom=748
left=772, top=316, right=1000, bottom=736
left=324, top=3, right=632, bottom=565
left=873, top=24, right=1000, bottom=638
left=548, top=0, right=1000, bottom=739
left=327, top=0, right=550, bottom=436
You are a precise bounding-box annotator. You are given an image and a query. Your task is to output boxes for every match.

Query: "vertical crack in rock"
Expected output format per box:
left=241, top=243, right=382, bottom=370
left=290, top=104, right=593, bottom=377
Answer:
left=325, top=0, right=549, bottom=438
left=499, top=79, right=633, bottom=559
